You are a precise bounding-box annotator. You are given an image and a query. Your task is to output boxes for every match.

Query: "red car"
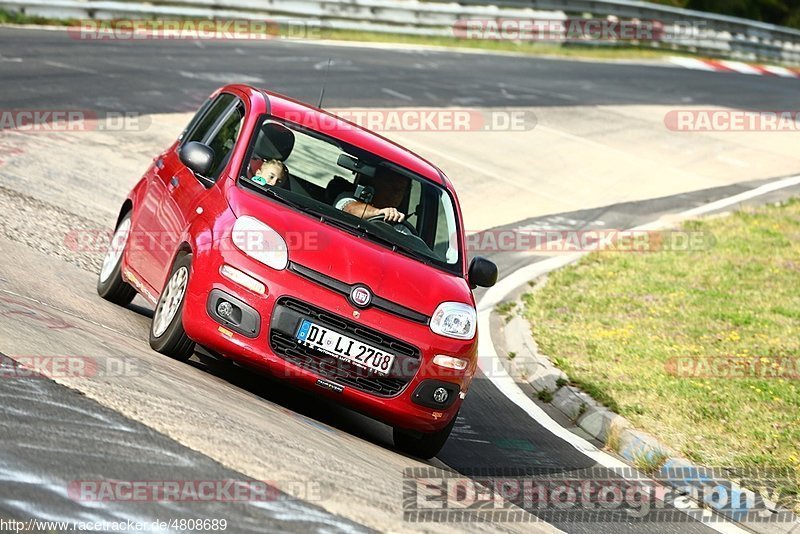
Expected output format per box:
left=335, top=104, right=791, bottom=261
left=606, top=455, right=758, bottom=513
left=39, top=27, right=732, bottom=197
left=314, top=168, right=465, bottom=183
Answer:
left=97, top=84, right=497, bottom=458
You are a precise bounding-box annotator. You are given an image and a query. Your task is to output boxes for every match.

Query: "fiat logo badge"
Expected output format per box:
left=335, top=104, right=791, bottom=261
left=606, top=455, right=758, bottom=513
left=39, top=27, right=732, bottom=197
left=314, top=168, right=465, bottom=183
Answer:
left=349, top=285, right=372, bottom=308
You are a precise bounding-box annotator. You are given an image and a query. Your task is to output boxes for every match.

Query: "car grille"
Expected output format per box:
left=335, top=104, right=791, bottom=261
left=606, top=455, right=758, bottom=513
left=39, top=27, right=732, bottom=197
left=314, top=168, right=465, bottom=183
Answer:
left=269, top=297, right=420, bottom=397
left=287, top=262, right=430, bottom=324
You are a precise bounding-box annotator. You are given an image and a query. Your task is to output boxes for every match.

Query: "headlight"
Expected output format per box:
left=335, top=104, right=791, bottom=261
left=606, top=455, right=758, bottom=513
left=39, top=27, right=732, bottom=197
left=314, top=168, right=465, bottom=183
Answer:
left=430, top=302, right=477, bottom=340
left=231, top=216, right=288, bottom=270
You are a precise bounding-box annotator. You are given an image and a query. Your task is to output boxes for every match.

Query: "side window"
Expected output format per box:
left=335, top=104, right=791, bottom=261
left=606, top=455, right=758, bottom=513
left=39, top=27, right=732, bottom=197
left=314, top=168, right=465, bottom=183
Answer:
left=206, top=104, right=245, bottom=180
left=179, top=98, right=213, bottom=141
left=434, top=192, right=459, bottom=264
left=184, top=93, right=236, bottom=145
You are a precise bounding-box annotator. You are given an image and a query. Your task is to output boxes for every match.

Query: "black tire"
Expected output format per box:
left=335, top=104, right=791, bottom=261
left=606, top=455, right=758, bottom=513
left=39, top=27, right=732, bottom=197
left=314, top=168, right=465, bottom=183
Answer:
left=97, top=212, right=137, bottom=306
left=149, top=253, right=195, bottom=361
left=393, top=411, right=458, bottom=460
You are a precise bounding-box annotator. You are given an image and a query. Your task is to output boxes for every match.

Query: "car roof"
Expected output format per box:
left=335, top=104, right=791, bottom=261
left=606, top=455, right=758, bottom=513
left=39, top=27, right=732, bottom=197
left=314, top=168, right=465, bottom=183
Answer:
left=244, top=86, right=449, bottom=187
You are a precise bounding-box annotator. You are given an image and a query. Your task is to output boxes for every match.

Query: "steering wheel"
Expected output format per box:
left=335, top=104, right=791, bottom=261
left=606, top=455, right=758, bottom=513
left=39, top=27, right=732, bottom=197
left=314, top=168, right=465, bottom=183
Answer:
left=367, top=214, right=417, bottom=236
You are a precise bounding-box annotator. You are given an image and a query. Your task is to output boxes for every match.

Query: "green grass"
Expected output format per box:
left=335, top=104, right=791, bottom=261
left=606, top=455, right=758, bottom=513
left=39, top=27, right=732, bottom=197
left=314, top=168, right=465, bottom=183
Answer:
left=0, top=8, right=73, bottom=25
left=537, top=389, right=554, bottom=403
left=632, top=448, right=671, bottom=476
left=495, top=300, right=516, bottom=315
left=523, top=199, right=800, bottom=511
left=317, top=28, right=686, bottom=61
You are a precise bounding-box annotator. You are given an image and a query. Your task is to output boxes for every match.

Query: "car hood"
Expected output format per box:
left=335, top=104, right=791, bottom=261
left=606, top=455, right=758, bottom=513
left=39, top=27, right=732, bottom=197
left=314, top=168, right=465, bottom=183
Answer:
left=226, top=185, right=473, bottom=317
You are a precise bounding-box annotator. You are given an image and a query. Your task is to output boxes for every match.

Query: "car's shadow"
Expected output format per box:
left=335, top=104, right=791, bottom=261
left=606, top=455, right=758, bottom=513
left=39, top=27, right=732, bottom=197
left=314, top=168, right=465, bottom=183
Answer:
left=192, top=349, right=404, bottom=449
left=127, top=302, right=154, bottom=319
left=124, top=298, right=401, bottom=453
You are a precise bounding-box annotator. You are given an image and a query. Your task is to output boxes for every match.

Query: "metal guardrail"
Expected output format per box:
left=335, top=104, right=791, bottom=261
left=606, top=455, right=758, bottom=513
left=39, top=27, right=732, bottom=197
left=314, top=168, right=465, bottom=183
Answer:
left=2, top=0, right=800, bottom=64
left=2, top=0, right=567, bottom=37
left=470, top=0, right=800, bottom=64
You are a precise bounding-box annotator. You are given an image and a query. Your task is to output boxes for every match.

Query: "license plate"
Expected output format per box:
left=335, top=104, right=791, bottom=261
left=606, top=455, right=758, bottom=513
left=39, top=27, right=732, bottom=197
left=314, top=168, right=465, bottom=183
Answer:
left=296, top=320, right=395, bottom=376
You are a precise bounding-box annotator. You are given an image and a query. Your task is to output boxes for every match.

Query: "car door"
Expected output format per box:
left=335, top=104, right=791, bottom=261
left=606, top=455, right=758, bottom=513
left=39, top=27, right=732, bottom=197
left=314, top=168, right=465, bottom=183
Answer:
left=138, top=93, right=245, bottom=291
left=126, top=97, right=213, bottom=288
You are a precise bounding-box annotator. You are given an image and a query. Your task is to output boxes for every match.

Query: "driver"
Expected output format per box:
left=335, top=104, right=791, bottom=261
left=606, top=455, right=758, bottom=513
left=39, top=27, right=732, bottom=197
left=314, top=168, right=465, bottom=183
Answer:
left=335, top=173, right=408, bottom=223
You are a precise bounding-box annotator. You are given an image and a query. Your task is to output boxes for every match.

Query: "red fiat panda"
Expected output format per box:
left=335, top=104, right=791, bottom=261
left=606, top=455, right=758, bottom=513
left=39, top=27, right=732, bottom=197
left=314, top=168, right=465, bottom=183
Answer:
left=97, top=84, right=497, bottom=458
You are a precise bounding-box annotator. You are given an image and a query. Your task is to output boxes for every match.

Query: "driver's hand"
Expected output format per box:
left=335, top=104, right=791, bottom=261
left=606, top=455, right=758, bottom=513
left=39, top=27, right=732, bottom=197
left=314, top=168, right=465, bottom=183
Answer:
left=378, top=207, right=405, bottom=223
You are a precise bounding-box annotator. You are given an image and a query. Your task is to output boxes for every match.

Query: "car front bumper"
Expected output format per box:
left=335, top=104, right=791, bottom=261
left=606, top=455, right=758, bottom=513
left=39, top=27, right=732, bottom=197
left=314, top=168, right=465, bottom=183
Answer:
left=181, top=244, right=478, bottom=433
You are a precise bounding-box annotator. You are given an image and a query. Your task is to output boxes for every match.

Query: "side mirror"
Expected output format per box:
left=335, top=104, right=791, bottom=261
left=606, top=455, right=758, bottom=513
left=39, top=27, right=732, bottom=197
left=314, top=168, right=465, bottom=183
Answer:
left=468, top=256, right=498, bottom=289
left=180, top=142, right=215, bottom=184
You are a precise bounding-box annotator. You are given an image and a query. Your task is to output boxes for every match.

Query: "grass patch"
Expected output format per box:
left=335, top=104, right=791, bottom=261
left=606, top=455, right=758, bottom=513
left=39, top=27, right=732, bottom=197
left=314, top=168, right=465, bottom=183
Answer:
left=495, top=300, right=517, bottom=316
left=523, top=199, right=800, bottom=511
left=318, top=28, right=686, bottom=60
left=632, top=448, right=671, bottom=476
left=0, top=8, right=74, bottom=25
left=605, top=420, right=625, bottom=454
left=537, top=389, right=554, bottom=403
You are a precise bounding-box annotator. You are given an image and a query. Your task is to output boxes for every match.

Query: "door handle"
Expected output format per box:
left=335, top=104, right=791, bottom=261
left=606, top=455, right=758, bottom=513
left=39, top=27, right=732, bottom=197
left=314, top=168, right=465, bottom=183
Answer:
left=155, top=158, right=164, bottom=169
left=170, top=176, right=179, bottom=188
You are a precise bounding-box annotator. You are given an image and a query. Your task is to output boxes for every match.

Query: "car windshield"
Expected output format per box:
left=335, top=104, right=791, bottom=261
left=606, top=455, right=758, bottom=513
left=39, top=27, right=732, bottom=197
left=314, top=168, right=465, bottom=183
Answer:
left=238, top=116, right=461, bottom=273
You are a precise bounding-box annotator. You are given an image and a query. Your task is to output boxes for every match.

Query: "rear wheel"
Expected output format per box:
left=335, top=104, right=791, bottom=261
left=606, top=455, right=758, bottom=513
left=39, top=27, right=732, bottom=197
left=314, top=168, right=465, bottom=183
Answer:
left=97, top=212, right=136, bottom=306
left=393, top=411, right=458, bottom=460
left=149, top=253, right=195, bottom=361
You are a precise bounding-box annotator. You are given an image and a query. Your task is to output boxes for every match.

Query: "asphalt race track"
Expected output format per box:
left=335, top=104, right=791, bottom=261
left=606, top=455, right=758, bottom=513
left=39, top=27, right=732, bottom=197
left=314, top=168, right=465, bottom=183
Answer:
left=1, top=26, right=799, bottom=534
left=2, top=27, right=800, bottom=113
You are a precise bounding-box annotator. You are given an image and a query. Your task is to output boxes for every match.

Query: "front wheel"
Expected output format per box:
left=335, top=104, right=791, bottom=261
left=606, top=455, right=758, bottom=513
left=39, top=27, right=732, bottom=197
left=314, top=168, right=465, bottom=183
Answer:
left=149, top=253, right=195, bottom=361
left=393, top=412, right=458, bottom=460
left=97, top=212, right=136, bottom=306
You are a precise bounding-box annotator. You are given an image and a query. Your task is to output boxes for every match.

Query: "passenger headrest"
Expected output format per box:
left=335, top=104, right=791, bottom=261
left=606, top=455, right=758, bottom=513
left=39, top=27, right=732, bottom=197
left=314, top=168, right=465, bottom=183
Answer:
left=254, top=122, right=295, bottom=161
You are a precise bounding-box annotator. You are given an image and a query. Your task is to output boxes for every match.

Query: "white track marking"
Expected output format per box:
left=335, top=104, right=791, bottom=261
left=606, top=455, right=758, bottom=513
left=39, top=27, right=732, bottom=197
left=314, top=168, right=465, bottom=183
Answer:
left=719, top=60, right=763, bottom=75
left=677, top=174, right=800, bottom=219
left=669, top=56, right=800, bottom=79
left=761, top=65, right=800, bottom=78
left=669, top=57, right=719, bottom=71
left=476, top=174, right=800, bottom=532
left=381, top=88, right=413, bottom=101
left=41, top=60, right=97, bottom=74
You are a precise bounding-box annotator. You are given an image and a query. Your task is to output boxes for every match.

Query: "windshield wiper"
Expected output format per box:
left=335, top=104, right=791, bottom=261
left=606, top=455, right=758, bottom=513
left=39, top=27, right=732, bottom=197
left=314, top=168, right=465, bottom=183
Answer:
left=309, top=210, right=430, bottom=264
left=255, top=185, right=318, bottom=215
left=357, top=225, right=431, bottom=264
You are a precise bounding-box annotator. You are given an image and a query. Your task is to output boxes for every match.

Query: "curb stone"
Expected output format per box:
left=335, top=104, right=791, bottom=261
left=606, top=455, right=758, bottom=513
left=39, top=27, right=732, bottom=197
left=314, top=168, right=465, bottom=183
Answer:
left=493, top=295, right=800, bottom=534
